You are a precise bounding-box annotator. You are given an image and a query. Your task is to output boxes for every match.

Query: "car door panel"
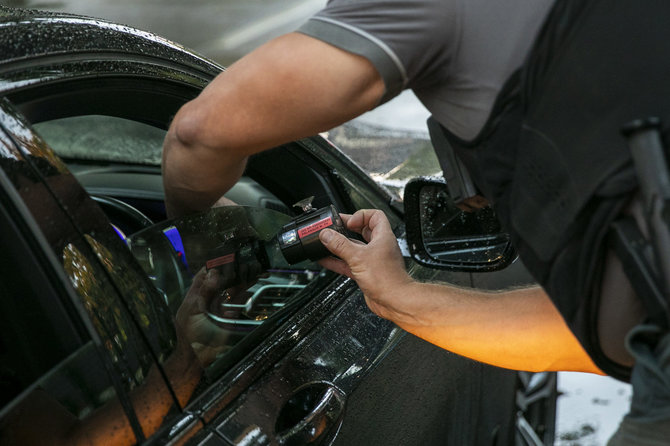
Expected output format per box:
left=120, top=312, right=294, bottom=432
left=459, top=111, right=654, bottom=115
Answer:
left=333, top=334, right=517, bottom=446
left=200, top=285, right=517, bottom=446
left=207, top=287, right=401, bottom=445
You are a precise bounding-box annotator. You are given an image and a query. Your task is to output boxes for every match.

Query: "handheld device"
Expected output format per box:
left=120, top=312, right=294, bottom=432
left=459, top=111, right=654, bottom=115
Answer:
left=277, top=197, right=345, bottom=264
left=205, top=236, right=270, bottom=288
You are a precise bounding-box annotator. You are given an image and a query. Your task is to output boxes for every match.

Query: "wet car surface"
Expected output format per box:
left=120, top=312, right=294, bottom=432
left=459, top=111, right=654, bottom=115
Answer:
left=0, top=0, right=324, bottom=66
left=0, top=6, right=555, bottom=445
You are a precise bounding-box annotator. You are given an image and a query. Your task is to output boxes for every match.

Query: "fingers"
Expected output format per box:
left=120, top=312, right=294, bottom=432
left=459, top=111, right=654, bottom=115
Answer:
left=318, top=256, right=352, bottom=278
left=317, top=209, right=413, bottom=310
left=345, top=209, right=393, bottom=243
left=176, top=267, right=214, bottom=323
left=346, top=209, right=387, bottom=231
left=203, top=268, right=221, bottom=289
left=197, top=269, right=224, bottom=311
left=189, top=268, right=206, bottom=291
left=338, top=213, right=373, bottom=241
left=319, top=228, right=357, bottom=264
left=320, top=209, right=393, bottom=261
left=339, top=213, right=353, bottom=225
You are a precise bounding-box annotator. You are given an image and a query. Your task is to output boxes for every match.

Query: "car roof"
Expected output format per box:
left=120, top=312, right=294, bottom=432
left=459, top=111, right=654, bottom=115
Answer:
left=0, top=6, right=221, bottom=78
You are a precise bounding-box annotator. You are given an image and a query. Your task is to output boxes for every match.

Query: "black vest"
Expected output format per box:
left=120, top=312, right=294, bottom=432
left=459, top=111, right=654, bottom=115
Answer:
left=434, top=0, right=670, bottom=380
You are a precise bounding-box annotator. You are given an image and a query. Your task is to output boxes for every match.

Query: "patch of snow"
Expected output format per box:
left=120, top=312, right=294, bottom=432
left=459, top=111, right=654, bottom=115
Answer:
left=556, top=372, right=631, bottom=445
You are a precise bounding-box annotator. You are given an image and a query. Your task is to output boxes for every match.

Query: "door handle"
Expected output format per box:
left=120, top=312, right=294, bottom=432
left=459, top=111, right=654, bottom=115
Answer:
left=275, top=381, right=346, bottom=446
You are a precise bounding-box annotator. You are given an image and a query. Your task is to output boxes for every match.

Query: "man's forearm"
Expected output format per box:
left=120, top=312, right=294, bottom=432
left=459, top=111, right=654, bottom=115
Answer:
left=162, top=126, right=247, bottom=218
left=317, top=210, right=601, bottom=374
left=161, top=33, right=384, bottom=218
left=384, top=282, right=604, bottom=374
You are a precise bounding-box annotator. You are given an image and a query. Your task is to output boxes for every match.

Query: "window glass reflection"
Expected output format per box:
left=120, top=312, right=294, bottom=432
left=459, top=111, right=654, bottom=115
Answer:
left=127, top=206, right=325, bottom=371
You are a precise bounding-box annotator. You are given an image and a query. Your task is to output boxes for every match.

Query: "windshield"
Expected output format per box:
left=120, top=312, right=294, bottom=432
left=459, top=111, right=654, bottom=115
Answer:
left=127, top=206, right=325, bottom=363
left=34, top=115, right=164, bottom=165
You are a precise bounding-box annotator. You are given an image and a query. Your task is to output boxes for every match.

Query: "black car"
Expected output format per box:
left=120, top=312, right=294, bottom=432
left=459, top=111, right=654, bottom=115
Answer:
left=0, top=6, right=555, bottom=446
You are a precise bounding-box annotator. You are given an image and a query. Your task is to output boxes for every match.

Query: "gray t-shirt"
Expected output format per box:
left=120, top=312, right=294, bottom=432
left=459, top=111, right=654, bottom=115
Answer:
left=298, top=0, right=554, bottom=140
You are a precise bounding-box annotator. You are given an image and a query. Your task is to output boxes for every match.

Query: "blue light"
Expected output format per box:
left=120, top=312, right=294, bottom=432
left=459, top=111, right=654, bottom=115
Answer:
left=163, top=226, right=189, bottom=270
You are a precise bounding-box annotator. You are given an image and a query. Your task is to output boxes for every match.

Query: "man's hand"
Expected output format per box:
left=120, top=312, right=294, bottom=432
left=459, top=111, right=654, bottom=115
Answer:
left=175, top=268, right=233, bottom=366
left=457, top=194, right=489, bottom=212
left=318, top=209, right=416, bottom=322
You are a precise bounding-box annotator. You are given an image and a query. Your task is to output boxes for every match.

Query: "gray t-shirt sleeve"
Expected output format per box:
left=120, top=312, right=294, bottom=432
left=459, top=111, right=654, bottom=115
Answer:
left=297, top=0, right=459, bottom=104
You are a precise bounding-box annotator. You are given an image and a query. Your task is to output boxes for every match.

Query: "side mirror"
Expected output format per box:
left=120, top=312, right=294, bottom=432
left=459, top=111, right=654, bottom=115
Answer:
left=403, top=177, right=516, bottom=272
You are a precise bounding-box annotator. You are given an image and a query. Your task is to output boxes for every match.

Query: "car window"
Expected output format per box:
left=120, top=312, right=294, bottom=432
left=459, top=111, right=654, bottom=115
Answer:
left=0, top=107, right=186, bottom=444
left=127, top=205, right=326, bottom=373
left=0, top=132, right=145, bottom=444
left=35, top=115, right=164, bottom=165
left=0, top=261, right=129, bottom=446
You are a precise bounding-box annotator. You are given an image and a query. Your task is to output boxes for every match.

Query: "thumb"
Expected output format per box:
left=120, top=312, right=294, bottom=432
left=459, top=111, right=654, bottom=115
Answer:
left=319, top=228, right=356, bottom=261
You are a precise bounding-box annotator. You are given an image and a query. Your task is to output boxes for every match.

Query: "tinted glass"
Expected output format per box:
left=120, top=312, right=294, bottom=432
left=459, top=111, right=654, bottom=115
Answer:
left=0, top=206, right=86, bottom=413
left=127, top=205, right=325, bottom=373
left=0, top=107, right=182, bottom=444
left=0, top=131, right=138, bottom=444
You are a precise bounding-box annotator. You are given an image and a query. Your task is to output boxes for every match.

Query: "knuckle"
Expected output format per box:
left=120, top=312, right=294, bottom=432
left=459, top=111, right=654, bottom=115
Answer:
left=330, top=234, right=347, bottom=252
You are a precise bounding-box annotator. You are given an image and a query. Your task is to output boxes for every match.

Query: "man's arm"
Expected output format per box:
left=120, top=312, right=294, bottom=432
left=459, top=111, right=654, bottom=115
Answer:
left=319, top=209, right=604, bottom=374
left=162, top=32, right=385, bottom=217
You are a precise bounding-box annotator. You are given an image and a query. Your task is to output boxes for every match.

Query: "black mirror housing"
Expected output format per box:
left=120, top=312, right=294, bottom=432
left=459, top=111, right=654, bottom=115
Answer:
left=403, top=177, right=516, bottom=272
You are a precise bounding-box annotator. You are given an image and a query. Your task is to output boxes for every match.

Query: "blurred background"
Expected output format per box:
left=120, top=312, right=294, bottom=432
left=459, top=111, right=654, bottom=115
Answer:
left=0, top=0, right=633, bottom=443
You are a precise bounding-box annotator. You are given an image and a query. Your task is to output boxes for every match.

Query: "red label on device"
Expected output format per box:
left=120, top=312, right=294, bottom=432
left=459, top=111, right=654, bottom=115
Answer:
left=298, top=216, right=332, bottom=238
left=206, top=253, right=235, bottom=269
